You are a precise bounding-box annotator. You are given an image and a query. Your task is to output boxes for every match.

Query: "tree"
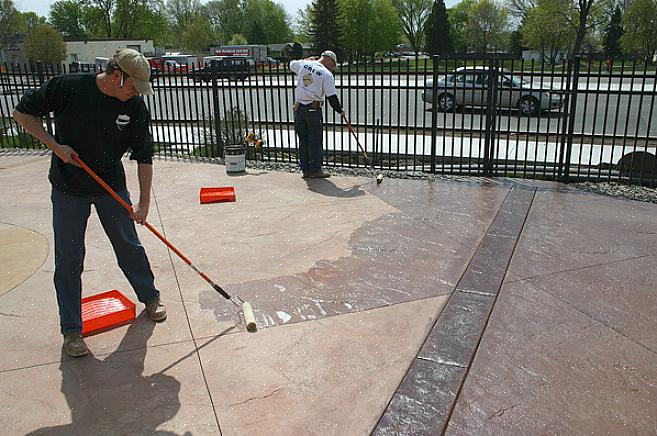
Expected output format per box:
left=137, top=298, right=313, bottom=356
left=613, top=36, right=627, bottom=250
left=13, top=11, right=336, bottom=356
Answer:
left=509, top=26, right=523, bottom=57
left=166, top=0, right=202, bottom=47
left=205, top=0, right=246, bottom=44
left=425, top=0, right=453, bottom=55
left=50, top=1, right=88, bottom=39
left=243, top=0, right=291, bottom=44
left=23, top=26, right=67, bottom=63
left=340, top=0, right=402, bottom=55
left=0, top=0, right=22, bottom=49
left=570, top=0, right=609, bottom=58
left=602, top=4, right=622, bottom=59
left=448, top=0, right=476, bottom=53
left=467, top=0, right=509, bottom=52
left=181, top=15, right=213, bottom=53
left=392, top=0, right=433, bottom=54
left=523, top=0, right=574, bottom=62
left=310, top=0, right=342, bottom=54
left=294, top=4, right=314, bottom=42
left=228, top=33, right=248, bottom=44
left=20, top=12, right=48, bottom=32
left=506, top=0, right=536, bottom=20
left=81, top=0, right=115, bottom=37
left=621, top=0, right=657, bottom=62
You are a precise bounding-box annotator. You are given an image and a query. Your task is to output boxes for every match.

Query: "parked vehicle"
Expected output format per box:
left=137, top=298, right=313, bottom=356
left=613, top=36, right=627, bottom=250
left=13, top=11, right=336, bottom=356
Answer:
left=188, top=56, right=256, bottom=81
left=148, top=58, right=189, bottom=74
left=422, top=66, right=562, bottom=116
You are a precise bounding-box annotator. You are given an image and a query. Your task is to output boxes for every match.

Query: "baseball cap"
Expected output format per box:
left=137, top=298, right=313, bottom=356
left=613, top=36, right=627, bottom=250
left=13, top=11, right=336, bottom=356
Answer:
left=113, top=48, right=153, bottom=96
left=321, top=50, right=338, bottom=64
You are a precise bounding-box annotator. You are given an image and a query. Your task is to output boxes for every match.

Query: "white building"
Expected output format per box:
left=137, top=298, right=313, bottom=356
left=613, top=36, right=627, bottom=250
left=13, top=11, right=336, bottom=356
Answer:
left=66, top=39, right=156, bottom=65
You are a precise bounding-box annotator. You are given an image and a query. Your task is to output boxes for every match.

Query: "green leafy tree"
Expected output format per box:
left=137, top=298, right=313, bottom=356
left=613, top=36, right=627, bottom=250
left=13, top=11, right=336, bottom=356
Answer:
left=570, top=0, right=610, bottom=57
left=0, top=0, right=22, bottom=49
left=182, top=15, right=213, bottom=53
left=205, top=0, right=246, bottom=44
left=509, top=26, right=523, bottom=57
left=228, top=33, right=248, bottom=44
left=166, top=0, right=202, bottom=47
left=20, top=12, right=48, bottom=32
left=81, top=0, right=115, bottom=37
left=425, top=0, right=453, bottom=55
left=243, top=0, right=291, bottom=44
left=294, top=4, right=313, bottom=42
left=340, top=0, right=402, bottom=55
left=621, top=0, right=657, bottom=62
left=448, top=0, right=476, bottom=53
left=50, top=0, right=88, bottom=39
left=602, top=4, right=622, bottom=59
left=23, top=26, right=67, bottom=63
left=523, top=0, right=574, bottom=62
left=310, top=0, right=342, bottom=53
left=467, top=0, right=509, bottom=52
left=393, top=0, right=433, bottom=54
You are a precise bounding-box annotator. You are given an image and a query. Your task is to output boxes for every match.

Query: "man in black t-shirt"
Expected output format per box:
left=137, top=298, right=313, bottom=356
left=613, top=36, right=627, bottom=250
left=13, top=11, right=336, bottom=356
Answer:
left=13, top=48, right=166, bottom=357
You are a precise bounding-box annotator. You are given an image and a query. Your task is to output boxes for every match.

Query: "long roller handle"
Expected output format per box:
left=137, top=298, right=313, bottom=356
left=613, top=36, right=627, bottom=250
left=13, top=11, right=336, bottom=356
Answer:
left=341, top=113, right=368, bottom=159
left=71, top=155, right=232, bottom=301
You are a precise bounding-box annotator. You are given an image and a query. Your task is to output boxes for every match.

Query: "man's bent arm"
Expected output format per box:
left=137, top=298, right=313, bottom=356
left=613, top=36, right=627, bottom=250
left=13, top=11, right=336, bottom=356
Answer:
left=12, top=109, right=78, bottom=164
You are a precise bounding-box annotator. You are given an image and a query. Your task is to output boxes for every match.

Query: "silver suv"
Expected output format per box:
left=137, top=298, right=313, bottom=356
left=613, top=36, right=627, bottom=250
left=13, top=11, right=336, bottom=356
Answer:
left=422, top=66, right=562, bottom=116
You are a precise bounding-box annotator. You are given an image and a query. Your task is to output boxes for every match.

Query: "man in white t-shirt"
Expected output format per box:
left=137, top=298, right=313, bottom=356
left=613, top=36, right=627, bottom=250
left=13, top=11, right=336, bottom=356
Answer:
left=289, top=50, right=344, bottom=179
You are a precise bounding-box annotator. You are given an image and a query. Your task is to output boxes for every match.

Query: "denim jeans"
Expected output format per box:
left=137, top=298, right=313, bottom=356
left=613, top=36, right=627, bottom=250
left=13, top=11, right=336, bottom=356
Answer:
left=294, top=105, right=323, bottom=172
left=51, top=187, right=160, bottom=335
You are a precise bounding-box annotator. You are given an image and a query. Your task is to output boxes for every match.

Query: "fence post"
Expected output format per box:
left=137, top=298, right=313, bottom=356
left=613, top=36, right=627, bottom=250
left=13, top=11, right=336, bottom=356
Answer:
left=36, top=61, right=54, bottom=137
left=430, top=55, right=439, bottom=173
left=211, top=61, right=223, bottom=158
left=563, top=56, right=581, bottom=182
left=483, top=57, right=497, bottom=176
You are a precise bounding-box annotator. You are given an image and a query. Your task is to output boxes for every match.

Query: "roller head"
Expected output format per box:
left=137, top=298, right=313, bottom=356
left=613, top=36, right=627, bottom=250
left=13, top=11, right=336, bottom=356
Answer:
left=242, top=302, right=257, bottom=332
left=376, top=174, right=383, bottom=184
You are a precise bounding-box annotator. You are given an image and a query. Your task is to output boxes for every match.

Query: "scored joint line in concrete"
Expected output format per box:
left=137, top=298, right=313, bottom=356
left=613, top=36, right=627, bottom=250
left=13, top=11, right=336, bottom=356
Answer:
left=372, top=185, right=536, bottom=436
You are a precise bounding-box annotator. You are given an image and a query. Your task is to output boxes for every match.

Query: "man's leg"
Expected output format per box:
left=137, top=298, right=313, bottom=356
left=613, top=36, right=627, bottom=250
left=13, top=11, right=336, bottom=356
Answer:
left=294, top=108, right=310, bottom=172
left=52, top=188, right=91, bottom=335
left=306, top=109, right=325, bottom=173
left=93, top=190, right=160, bottom=309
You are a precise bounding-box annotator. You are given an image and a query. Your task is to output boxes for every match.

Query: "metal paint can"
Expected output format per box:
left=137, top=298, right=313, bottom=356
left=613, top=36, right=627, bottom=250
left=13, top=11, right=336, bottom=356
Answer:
left=224, top=145, right=246, bottom=173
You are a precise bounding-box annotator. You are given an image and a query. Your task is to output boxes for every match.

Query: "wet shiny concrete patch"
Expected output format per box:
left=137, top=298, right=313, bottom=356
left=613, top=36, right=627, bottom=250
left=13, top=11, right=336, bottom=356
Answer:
left=373, top=186, right=535, bottom=435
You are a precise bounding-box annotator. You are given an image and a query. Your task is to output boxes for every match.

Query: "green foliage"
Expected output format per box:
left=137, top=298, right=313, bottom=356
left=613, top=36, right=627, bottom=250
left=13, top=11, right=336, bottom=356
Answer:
left=467, top=0, right=509, bottom=52
left=294, top=4, right=314, bottom=42
left=523, top=0, right=574, bottom=62
left=602, top=5, right=622, bottom=58
left=621, top=0, right=657, bottom=62
left=0, top=0, right=22, bottom=48
left=23, top=26, right=67, bottom=63
left=50, top=1, right=88, bottom=39
left=340, top=0, right=402, bottom=55
left=447, top=0, right=476, bottom=53
left=228, top=33, right=248, bottom=45
left=310, top=0, right=343, bottom=54
left=205, top=0, right=245, bottom=45
left=425, top=0, right=453, bottom=55
left=19, top=12, right=48, bottom=32
left=392, top=0, right=433, bottom=54
left=181, top=15, right=213, bottom=52
left=243, top=0, right=292, bottom=44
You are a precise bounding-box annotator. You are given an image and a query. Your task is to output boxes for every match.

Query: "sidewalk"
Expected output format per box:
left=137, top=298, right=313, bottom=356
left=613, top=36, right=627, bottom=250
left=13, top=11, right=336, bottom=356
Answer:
left=0, top=152, right=655, bottom=435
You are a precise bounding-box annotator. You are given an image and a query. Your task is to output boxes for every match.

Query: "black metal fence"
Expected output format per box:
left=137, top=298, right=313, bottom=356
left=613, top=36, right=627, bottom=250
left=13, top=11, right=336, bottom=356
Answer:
left=1, top=55, right=655, bottom=185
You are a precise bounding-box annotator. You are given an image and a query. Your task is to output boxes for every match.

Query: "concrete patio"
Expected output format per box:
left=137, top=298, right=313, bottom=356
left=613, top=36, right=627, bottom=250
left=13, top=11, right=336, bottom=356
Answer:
left=1, top=152, right=656, bottom=435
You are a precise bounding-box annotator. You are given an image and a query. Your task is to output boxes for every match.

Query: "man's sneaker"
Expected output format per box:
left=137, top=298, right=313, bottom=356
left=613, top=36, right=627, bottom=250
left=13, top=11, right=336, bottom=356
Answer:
left=145, top=299, right=167, bottom=322
left=63, top=333, right=90, bottom=357
left=304, top=170, right=331, bottom=179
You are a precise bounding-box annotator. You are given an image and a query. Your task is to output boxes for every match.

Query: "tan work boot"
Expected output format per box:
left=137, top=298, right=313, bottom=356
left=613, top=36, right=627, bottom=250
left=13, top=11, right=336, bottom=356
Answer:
left=145, top=299, right=167, bottom=322
left=63, top=333, right=90, bottom=357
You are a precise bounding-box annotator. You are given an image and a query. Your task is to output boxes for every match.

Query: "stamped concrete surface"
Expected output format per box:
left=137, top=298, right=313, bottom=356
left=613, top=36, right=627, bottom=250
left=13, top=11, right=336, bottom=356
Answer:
left=1, top=152, right=656, bottom=435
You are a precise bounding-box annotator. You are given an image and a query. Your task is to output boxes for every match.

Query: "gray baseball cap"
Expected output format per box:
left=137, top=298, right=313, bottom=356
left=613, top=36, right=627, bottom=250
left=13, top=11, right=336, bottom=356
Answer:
left=113, top=48, right=153, bottom=96
left=321, top=50, right=338, bottom=64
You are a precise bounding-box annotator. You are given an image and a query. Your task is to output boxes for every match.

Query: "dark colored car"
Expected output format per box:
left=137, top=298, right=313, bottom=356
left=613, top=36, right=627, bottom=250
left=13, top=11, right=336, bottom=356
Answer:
left=188, top=57, right=256, bottom=82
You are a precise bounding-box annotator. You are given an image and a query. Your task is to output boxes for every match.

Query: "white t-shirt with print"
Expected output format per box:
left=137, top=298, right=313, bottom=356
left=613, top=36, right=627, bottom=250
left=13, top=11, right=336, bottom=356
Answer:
left=289, top=59, right=337, bottom=104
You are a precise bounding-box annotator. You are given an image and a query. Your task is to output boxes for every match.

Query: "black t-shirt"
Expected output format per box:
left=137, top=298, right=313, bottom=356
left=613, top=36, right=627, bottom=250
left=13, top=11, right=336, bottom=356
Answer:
left=15, top=73, right=153, bottom=195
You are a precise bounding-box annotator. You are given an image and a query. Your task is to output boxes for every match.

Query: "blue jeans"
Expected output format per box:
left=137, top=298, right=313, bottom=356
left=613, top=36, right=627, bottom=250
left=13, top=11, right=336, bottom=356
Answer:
left=52, top=187, right=160, bottom=335
left=294, top=105, right=323, bottom=172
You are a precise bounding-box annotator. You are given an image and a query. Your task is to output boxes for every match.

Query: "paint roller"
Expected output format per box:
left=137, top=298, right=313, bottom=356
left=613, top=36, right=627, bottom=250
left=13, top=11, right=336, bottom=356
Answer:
left=341, top=113, right=384, bottom=184
left=72, top=155, right=257, bottom=332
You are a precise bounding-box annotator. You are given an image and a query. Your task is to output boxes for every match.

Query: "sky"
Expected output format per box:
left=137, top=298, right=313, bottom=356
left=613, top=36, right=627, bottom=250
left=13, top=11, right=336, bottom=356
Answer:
left=15, top=0, right=460, bottom=24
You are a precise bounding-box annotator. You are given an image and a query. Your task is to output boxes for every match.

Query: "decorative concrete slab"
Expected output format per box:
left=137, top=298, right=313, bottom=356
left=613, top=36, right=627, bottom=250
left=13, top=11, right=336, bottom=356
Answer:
left=445, top=279, right=657, bottom=435
left=0, top=329, right=218, bottom=435
left=200, top=296, right=448, bottom=436
left=0, top=223, right=48, bottom=295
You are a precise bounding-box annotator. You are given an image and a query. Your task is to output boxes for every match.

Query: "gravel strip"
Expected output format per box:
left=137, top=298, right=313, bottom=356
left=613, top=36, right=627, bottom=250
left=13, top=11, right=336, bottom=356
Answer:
left=572, top=181, right=657, bottom=204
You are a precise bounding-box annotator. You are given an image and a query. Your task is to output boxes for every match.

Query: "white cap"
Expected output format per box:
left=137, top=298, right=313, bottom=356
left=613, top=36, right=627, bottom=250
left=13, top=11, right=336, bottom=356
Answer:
left=321, top=50, right=337, bottom=64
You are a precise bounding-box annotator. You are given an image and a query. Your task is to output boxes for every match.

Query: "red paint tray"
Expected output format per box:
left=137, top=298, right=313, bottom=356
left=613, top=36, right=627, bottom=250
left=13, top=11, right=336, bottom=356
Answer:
left=81, top=290, right=136, bottom=336
left=200, top=187, right=236, bottom=204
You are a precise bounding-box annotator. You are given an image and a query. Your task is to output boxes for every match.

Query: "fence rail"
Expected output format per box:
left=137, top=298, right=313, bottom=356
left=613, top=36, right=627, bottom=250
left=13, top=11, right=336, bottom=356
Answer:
left=1, top=55, right=655, bottom=185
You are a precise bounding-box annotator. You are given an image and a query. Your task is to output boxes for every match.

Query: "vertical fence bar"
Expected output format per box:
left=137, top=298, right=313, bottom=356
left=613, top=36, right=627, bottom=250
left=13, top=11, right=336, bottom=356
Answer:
left=430, top=55, right=439, bottom=173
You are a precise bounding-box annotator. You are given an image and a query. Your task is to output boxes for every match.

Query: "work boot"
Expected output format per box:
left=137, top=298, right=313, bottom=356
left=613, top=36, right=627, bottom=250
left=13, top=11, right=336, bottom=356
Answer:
left=145, top=299, right=167, bottom=322
left=63, top=333, right=90, bottom=357
left=304, top=170, right=331, bottom=179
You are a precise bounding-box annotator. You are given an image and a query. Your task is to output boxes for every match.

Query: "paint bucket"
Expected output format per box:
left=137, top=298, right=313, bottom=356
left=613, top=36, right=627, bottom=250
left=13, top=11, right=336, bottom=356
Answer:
left=200, top=187, right=236, bottom=204
left=224, top=144, right=246, bottom=173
